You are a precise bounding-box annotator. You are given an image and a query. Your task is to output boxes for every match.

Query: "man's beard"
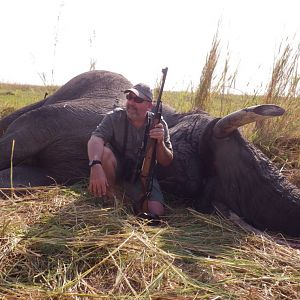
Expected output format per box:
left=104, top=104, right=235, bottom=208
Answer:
left=126, top=106, right=139, bottom=120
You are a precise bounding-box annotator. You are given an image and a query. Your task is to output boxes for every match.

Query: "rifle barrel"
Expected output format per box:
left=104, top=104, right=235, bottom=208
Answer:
left=157, top=67, right=168, bottom=102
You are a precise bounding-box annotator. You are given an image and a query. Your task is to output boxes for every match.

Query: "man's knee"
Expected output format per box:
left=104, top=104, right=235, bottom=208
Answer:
left=148, top=200, right=165, bottom=216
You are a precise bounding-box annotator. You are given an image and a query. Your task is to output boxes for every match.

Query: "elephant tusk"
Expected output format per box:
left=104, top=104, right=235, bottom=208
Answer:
left=213, top=104, right=285, bottom=138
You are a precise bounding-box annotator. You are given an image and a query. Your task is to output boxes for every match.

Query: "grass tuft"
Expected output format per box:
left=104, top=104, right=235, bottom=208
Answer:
left=193, top=31, right=220, bottom=111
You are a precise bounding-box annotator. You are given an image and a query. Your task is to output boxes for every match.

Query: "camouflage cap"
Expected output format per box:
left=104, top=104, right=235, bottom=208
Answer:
left=124, top=83, right=153, bottom=102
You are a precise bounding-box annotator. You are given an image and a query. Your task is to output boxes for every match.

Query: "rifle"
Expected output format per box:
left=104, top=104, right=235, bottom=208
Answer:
left=135, top=67, right=168, bottom=216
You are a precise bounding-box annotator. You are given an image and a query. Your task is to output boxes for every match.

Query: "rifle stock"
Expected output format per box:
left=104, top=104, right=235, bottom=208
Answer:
left=137, top=67, right=168, bottom=214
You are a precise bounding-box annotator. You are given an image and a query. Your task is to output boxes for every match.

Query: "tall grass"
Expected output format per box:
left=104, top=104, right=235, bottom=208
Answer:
left=248, top=41, right=300, bottom=169
left=189, top=36, right=300, bottom=169
left=193, top=32, right=220, bottom=111
left=255, top=41, right=300, bottom=142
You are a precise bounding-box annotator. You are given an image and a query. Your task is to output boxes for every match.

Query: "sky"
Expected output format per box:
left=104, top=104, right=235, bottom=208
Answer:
left=1, top=0, right=300, bottom=94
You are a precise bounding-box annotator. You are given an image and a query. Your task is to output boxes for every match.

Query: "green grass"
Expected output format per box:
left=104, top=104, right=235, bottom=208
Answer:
left=0, top=83, right=58, bottom=117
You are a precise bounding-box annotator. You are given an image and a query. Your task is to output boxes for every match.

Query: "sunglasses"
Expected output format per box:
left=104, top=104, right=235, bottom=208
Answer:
left=126, top=93, right=146, bottom=103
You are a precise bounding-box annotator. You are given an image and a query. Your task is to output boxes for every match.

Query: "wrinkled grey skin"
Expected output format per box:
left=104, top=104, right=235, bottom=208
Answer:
left=0, top=70, right=300, bottom=236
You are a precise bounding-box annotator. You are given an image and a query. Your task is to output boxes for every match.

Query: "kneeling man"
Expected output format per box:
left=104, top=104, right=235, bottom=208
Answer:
left=87, top=83, right=173, bottom=218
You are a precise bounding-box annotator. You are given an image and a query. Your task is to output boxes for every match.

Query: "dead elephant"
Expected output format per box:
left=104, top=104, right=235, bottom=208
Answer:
left=0, top=70, right=299, bottom=236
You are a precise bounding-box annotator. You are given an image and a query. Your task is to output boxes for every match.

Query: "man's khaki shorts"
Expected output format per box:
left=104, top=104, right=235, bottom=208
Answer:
left=107, top=144, right=165, bottom=205
left=123, top=177, right=164, bottom=205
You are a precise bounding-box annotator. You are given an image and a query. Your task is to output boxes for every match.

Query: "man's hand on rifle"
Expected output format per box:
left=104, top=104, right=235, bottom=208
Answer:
left=149, top=123, right=173, bottom=167
left=149, top=123, right=165, bottom=144
left=88, top=165, right=109, bottom=197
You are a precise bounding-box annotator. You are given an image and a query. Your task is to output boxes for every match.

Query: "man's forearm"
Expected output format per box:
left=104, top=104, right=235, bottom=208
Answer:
left=156, top=141, right=173, bottom=166
left=87, top=135, right=105, bottom=161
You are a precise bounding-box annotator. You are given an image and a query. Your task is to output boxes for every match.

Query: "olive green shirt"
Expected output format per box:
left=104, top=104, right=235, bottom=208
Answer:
left=92, top=108, right=173, bottom=161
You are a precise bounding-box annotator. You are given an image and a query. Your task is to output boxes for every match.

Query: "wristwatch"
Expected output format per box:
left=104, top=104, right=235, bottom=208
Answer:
left=89, top=160, right=102, bottom=167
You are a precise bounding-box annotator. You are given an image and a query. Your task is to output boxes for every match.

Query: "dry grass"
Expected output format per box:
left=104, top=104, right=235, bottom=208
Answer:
left=193, top=32, right=220, bottom=112
left=1, top=187, right=300, bottom=299
left=187, top=36, right=300, bottom=170
left=254, top=41, right=300, bottom=144
left=247, top=41, right=300, bottom=171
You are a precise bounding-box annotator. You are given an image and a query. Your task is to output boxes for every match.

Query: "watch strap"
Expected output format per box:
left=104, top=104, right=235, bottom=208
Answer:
left=89, top=160, right=102, bottom=167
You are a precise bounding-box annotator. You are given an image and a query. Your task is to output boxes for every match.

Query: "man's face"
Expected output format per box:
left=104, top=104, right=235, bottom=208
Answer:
left=125, top=92, right=152, bottom=121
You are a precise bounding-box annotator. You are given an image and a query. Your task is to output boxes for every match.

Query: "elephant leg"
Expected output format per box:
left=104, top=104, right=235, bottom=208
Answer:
left=0, top=166, right=54, bottom=197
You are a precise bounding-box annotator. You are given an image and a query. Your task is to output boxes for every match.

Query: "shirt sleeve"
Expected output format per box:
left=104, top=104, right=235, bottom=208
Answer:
left=92, top=113, right=114, bottom=143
